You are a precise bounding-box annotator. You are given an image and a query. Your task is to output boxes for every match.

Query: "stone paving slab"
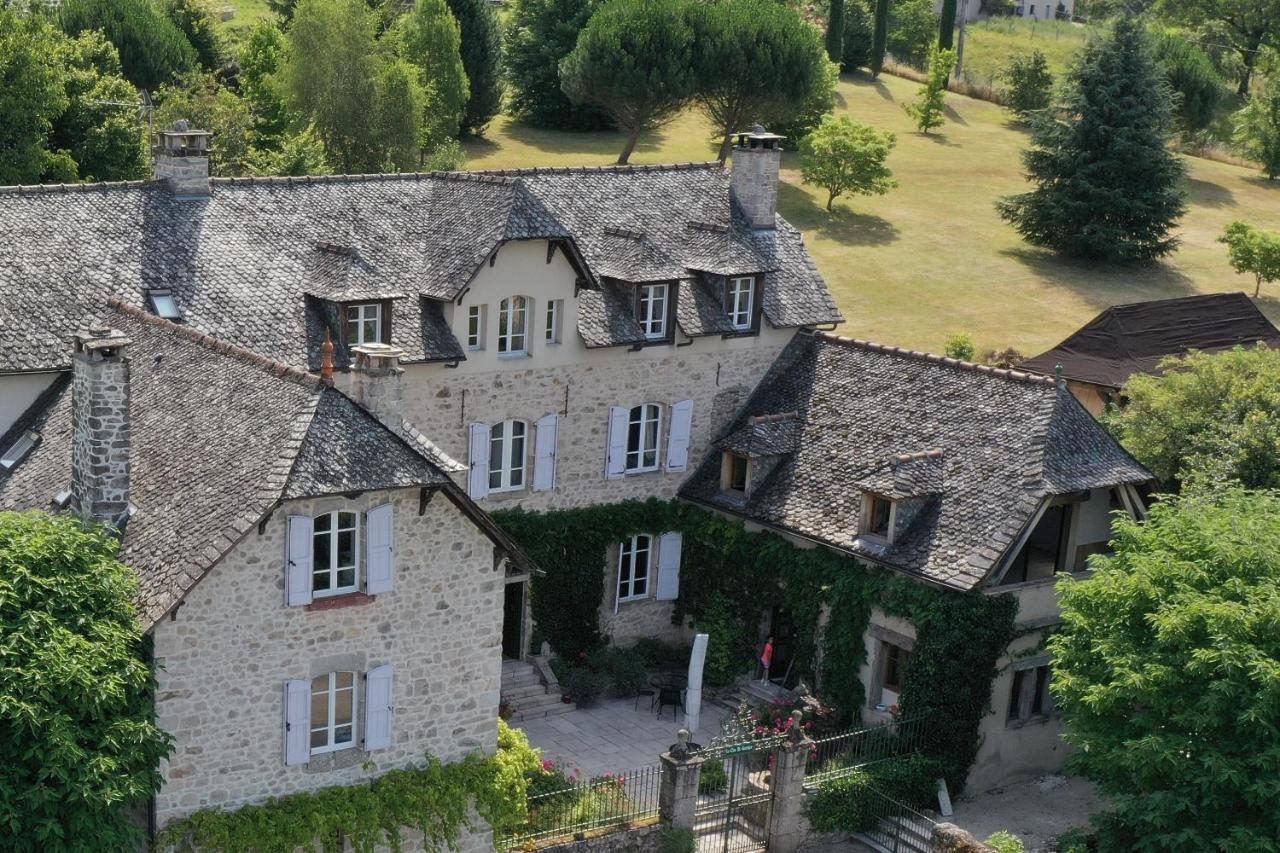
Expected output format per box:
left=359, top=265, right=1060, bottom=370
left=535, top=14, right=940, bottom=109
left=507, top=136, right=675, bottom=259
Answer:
left=514, top=697, right=731, bottom=778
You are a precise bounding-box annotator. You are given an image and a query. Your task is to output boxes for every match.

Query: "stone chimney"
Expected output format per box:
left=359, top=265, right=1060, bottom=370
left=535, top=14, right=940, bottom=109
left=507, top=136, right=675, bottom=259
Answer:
left=71, top=322, right=132, bottom=528
left=729, top=125, right=785, bottom=230
left=351, top=343, right=406, bottom=431
left=153, top=120, right=211, bottom=198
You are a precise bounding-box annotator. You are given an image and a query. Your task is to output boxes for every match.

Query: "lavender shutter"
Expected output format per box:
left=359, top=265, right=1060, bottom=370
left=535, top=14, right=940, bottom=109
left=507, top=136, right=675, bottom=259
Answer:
left=283, top=679, right=310, bottom=765
left=365, top=503, right=394, bottom=594
left=665, top=400, right=694, bottom=472
left=286, top=515, right=313, bottom=607
left=363, top=664, right=394, bottom=750
left=533, top=413, right=559, bottom=491
left=468, top=422, right=491, bottom=499
left=605, top=406, right=628, bottom=479
left=656, top=532, right=683, bottom=601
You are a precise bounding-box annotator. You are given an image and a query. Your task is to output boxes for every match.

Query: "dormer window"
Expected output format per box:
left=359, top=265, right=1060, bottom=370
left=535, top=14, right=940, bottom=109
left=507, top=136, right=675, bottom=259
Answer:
left=721, top=451, right=750, bottom=495
left=346, top=303, right=382, bottom=346
left=498, top=296, right=529, bottom=355
left=860, top=492, right=895, bottom=542
left=147, top=289, right=181, bottom=321
left=726, top=276, right=755, bottom=330
left=637, top=283, right=669, bottom=340
left=0, top=431, right=39, bottom=470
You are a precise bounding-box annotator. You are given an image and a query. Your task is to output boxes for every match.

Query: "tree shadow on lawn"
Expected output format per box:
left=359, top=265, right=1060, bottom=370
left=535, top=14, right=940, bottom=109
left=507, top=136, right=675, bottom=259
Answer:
left=1240, top=174, right=1280, bottom=192
left=1183, top=176, right=1236, bottom=209
left=917, top=132, right=961, bottom=147
left=778, top=181, right=900, bottom=247
left=470, top=120, right=716, bottom=164
left=942, top=102, right=968, bottom=126
left=999, top=245, right=1202, bottom=313
left=844, top=72, right=898, bottom=102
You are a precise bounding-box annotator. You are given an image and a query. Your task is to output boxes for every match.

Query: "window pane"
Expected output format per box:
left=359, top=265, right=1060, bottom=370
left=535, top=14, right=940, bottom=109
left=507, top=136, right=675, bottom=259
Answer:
left=311, top=728, right=328, bottom=749
left=314, top=513, right=331, bottom=533
left=337, top=529, right=355, bottom=569
left=337, top=512, right=356, bottom=531
left=334, top=725, right=353, bottom=745
left=311, top=681, right=328, bottom=721
left=1032, top=666, right=1049, bottom=715
left=313, top=534, right=331, bottom=589
left=1008, top=670, right=1025, bottom=719
left=337, top=567, right=355, bottom=589
left=335, top=687, right=353, bottom=725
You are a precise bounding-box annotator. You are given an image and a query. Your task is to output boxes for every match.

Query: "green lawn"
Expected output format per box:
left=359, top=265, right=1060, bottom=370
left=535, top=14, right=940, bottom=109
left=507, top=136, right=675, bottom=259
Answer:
left=465, top=72, right=1280, bottom=357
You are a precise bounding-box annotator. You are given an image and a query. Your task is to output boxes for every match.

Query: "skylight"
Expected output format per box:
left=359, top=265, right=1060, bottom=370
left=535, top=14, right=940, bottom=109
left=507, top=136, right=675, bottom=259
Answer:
left=148, top=289, right=181, bottom=320
left=0, top=431, right=38, bottom=470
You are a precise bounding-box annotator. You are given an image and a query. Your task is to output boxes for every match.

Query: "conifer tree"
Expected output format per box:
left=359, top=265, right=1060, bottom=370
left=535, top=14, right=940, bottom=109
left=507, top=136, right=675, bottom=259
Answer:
left=444, top=0, right=503, bottom=134
left=826, top=0, right=844, bottom=62
left=938, top=0, right=956, bottom=50
left=504, top=0, right=612, bottom=130
left=997, top=19, right=1186, bottom=263
left=870, top=0, right=889, bottom=76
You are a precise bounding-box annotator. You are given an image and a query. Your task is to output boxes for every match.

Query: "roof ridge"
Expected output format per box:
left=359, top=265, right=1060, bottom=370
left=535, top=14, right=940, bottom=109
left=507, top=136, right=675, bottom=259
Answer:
left=890, top=448, right=944, bottom=465
left=479, top=162, right=722, bottom=178
left=215, top=170, right=517, bottom=188
left=105, top=297, right=325, bottom=390
left=0, top=179, right=151, bottom=196
left=808, top=330, right=1058, bottom=387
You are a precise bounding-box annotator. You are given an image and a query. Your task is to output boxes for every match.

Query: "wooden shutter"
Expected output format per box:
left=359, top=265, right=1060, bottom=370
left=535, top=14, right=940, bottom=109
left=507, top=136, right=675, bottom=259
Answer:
left=605, top=406, right=628, bottom=480
left=283, top=679, right=310, bottom=765
left=665, top=400, right=695, bottom=472
left=533, top=413, right=559, bottom=492
left=365, top=503, right=394, bottom=595
left=656, top=531, right=683, bottom=601
left=286, top=515, right=314, bottom=607
left=468, top=422, right=491, bottom=499
left=363, top=664, right=394, bottom=751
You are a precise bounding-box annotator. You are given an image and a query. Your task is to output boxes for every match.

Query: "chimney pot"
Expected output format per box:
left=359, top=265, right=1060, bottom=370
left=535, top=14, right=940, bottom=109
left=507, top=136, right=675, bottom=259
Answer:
left=71, top=322, right=132, bottom=527
left=730, top=125, right=784, bottom=230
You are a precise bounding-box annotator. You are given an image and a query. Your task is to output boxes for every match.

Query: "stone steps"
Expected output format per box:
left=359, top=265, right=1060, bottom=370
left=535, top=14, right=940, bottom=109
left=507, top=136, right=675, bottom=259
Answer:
left=501, top=659, right=576, bottom=722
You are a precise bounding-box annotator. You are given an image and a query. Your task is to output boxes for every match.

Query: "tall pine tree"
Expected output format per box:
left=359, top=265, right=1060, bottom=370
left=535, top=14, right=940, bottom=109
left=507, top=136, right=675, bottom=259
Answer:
left=504, top=0, right=612, bottom=130
left=997, top=19, right=1186, bottom=263
left=444, top=0, right=503, bottom=134
left=938, top=0, right=956, bottom=50
left=870, top=0, right=889, bottom=77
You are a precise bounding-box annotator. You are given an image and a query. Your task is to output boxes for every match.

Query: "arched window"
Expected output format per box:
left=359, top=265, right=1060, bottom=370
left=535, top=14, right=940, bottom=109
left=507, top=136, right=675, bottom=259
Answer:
left=626, top=404, right=662, bottom=472
left=313, top=510, right=359, bottom=596
left=488, top=419, right=528, bottom=492
left=617, top=534, right=652, bottom=602
left=497, top=296, right=529, bottom=354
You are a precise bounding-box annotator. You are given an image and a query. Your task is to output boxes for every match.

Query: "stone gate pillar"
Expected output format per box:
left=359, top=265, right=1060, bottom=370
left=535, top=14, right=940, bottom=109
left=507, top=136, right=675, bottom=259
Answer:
left=659, top=730, right=705, bottom=830
left=768, top=711, right=813, bottom=853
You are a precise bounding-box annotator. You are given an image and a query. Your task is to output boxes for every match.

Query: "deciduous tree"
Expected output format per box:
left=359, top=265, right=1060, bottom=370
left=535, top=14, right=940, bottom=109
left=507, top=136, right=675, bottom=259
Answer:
left=156, top=72, right=255, bottom=176
left=1233, top=77, right=1280, bottom=179
left=888, top=0, right=938, bottom=70
left=388, top=0, right=470, bottom=148
left=51, top=30, right=150, bottom=182
left=0, top=511, right=173, bottom=849
left=688, top=0, right=830, bottom=161
left=1218, top=221, right=1280, bottom=297
left=0, top=8, right=69, bottom=184
left=164, top=0, right=223, bottom=72
left=997, top=19, right=1186, bottom=262
left=1156, top=0, right=1280, bottom=95
left=905, top=45, right=955, bottom=133
left=372, top=59, right=427, bottom=171
left=799, top=114, right=897, bottom=211
left=444, top=0, right=503, bottom=134
left=1048, top=486, right=1280, bottom=850
left=503, top=0, right=612, bottom=130
left=560, top=0, right=695, bottom=164
left=1105, top=344, right=1280, bottom=490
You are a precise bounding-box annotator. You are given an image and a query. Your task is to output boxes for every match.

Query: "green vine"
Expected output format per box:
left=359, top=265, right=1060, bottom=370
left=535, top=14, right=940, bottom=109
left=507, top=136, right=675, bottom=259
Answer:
left=155, top=748, right=520, bottom=853
left=494, top=499, right=1018, bottom=794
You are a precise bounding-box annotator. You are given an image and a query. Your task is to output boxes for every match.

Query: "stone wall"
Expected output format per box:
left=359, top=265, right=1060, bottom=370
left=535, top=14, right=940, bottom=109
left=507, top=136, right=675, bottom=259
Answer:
left=150, top=486, right=503, bottom=827
left=538, top=821, right=666, bottom=853
left=70, top=345, right=131, bottom=525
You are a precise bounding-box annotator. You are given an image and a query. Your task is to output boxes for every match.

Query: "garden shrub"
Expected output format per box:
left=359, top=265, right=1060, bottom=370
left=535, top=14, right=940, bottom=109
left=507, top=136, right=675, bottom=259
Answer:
left=586, top=646, right=649, bottom=698
left=561, top=666, right=610, bottom=707
left=985, top=830, right=1025, bottom=853
left=632, top=638, right=692, bottom=671
left=698, top=758, right=728, bottom=795
left=659, top=826, right=697, bottom=853
left=806, top=754, right=942, bottom=833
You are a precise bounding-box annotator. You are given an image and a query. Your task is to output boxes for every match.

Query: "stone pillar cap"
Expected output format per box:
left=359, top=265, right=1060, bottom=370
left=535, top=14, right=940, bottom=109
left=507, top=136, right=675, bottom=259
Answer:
left=352, top=342, right=406, bottom=360
left=73, top=321, right=131, bottom=356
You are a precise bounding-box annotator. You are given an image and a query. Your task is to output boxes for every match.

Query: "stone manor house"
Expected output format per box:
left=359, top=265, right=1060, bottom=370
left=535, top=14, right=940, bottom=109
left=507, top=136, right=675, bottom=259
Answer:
left=0, top=122, right=1148, bottom=837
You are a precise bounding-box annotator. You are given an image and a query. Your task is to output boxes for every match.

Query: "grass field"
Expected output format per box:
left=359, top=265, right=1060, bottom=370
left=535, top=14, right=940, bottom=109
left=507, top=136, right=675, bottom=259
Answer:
left=960, top=17, right=1092, bottom=86
left=464, top=72, right=1280, bottom=357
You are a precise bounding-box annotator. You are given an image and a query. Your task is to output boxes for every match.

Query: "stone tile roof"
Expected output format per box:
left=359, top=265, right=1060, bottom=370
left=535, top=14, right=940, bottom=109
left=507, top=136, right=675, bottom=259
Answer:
left=0, top=164, right=840, bottom=373
left=0, top=300, right=523, bottom=628
left=680, top=331, right=1152, bottom=591
left=718, top=412, right=803, bottom=457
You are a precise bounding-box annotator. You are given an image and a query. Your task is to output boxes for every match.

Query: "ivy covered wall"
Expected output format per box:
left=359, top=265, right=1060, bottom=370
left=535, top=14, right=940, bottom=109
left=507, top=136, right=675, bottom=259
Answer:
left=493, top=499, right=1018, bottom=793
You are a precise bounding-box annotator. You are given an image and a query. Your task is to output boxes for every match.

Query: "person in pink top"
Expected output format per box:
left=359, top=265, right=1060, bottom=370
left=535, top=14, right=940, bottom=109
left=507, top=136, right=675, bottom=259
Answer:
left=759, top=636, right=774, bottom=684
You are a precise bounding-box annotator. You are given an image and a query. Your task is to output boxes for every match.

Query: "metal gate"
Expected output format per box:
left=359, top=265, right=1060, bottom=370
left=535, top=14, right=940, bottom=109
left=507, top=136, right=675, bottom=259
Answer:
left=693, top=735, right=784, bottom=853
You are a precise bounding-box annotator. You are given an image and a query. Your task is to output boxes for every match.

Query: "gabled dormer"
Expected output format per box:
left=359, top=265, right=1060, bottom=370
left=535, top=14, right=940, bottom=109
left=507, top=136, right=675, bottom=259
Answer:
left=855, top=450, right=945, bottom=546
left=714, top=411, right=802, bottom=500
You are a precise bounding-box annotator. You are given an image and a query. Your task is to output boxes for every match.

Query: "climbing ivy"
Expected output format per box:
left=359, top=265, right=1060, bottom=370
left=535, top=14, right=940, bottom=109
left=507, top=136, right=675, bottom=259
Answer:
left=155, top=750, right=519, bottom=853
left=494, top=499, right=1018, bottom=794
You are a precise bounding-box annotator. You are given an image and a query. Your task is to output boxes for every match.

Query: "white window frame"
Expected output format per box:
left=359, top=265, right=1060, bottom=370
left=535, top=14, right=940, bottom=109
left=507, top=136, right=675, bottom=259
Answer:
left=638, top=283, right=669, bottom=340
left=147, top=289, right=181, bottom=320
left=625, top=404, right=662, bottom=473
left=617, top=534, right=652, bottom=603
left=310, top=671, right=357, bottom=755
left=545, top=299, right=562, bottom=344
left=488, top=419, right=528, bottom=493
left=498, top=296, right=529, bottom=355
left=726, top=277, right=755, bottom=330
left=0, top=431, right=38, bottom=470
left=346, top=303, right=382, bottom=346
left=467, top=304, right=486, bottom=350
left=312, top=510, right=360, bottom=597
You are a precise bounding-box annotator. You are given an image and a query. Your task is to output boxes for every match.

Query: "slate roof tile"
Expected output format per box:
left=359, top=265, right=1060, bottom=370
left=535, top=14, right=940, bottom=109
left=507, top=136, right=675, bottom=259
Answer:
left=680, top=331, right=1152, bottom=590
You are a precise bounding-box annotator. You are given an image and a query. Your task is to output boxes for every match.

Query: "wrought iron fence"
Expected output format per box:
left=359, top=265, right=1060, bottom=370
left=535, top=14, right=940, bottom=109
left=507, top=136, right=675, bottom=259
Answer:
left=805, top=715, right=929, bottom=786
left=496, top=763, right=664, bottom=850
left=855, top=785, right=939, bottom=853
